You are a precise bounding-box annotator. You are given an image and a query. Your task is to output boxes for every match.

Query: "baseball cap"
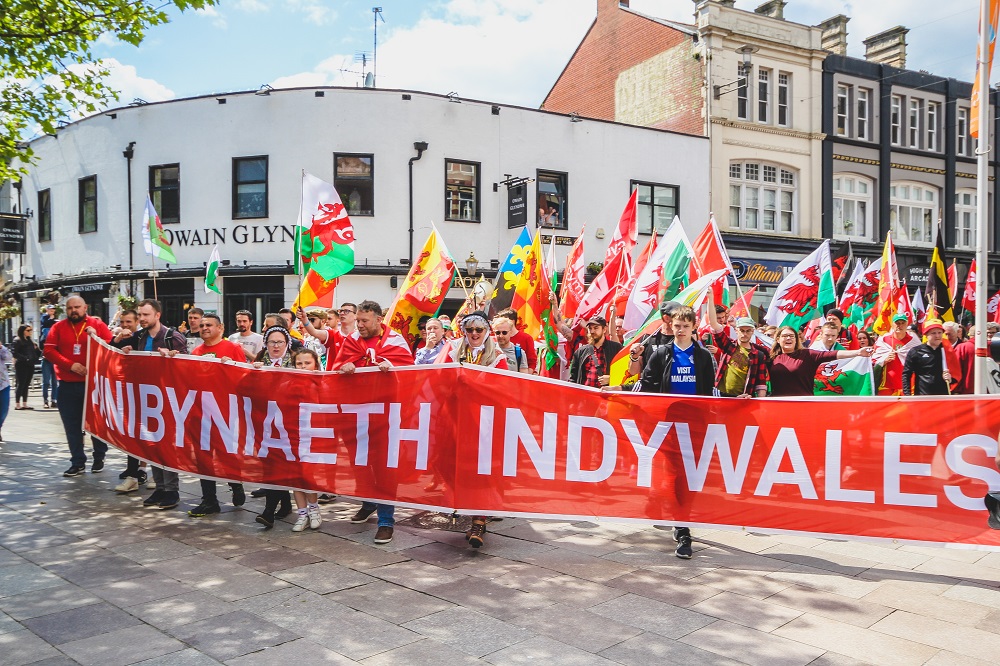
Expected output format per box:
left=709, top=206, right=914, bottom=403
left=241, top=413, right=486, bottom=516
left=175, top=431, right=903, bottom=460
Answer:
left=891, top=313, right=909, bottom=323
left=659, top=300, right=681, bottom=317
left=586, top=315, right=608, bottom=327
left=923, top=320, right=944, bottom=334
left=736, top=317, right=756, bottom=328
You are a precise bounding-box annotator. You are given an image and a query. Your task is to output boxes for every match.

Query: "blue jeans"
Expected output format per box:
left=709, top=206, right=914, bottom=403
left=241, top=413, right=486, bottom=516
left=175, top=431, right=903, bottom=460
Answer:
left=57, top=381, right=107, bottom=468
left=0, top=386, right=9, bottom=430
left=41, top=360, right=57, bottom=403
left=362, top=502, right=395, bottom=527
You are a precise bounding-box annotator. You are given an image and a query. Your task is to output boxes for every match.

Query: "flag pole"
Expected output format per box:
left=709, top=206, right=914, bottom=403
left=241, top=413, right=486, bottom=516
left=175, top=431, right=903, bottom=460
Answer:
left=975, top=0, right=991, bottom=394
left=295, top=170, right=306, bottom=310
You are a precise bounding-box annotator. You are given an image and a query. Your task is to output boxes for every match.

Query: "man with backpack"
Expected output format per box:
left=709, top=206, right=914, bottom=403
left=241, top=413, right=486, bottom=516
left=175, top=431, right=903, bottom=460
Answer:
left=492, top=316, right=532, bottom=373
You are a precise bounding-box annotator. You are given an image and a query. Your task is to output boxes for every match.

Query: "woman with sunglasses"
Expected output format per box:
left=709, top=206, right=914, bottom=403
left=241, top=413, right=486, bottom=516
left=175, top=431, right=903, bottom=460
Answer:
left=251, top=325, right=294, bottom=527
left=437, top=311, right=507, bottom=547
left=12, top=324, right=39, bottom=410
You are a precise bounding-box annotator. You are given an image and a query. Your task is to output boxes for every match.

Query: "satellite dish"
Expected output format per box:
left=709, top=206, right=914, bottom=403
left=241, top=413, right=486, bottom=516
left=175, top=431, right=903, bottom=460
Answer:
left=364, top=72, right=375, bottom=88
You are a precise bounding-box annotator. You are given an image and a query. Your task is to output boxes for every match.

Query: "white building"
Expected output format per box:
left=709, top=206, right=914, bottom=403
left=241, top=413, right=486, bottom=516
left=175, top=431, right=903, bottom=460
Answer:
left=8, top=86, right=709, bottom=329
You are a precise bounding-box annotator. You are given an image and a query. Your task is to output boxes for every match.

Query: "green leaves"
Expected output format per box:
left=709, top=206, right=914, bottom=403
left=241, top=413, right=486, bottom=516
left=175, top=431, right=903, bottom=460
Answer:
left=0, top=0, right=216, bottom=182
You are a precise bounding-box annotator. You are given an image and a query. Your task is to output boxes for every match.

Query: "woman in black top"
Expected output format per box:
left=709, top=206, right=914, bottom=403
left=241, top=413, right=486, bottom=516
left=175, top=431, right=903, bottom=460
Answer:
left=11, top=324, right=39, bottom=410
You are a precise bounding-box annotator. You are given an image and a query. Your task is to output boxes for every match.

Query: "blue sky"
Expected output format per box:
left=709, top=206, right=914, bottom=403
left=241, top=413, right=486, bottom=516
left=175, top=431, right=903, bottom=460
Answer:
left=90, top=0, right=989, bottom=111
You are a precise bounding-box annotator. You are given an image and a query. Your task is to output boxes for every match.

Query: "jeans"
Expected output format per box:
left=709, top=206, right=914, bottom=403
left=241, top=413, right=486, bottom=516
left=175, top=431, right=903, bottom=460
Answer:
left=362, top=502, right=395, bottom=527
left=151, top=466, right=178, bottom=493
left=14, top=361, right=32, bottom=402
left=41, top=360, right=57, bottom=404
left=57, top=381, right=107, bottom=468
left=0, top=386, right=9, bottom=431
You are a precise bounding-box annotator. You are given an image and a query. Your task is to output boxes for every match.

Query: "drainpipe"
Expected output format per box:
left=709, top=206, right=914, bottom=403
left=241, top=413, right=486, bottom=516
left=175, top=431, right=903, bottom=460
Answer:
left=408, top=141, right=428, bottom=265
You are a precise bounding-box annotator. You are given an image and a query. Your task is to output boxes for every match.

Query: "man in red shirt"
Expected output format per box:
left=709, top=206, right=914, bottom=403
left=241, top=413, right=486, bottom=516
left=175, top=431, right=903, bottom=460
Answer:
left=43, top=295, right=113, bottom=477
left=186, top=313, right=247, bottom=517
left=331, top=300, right=414, bottom=545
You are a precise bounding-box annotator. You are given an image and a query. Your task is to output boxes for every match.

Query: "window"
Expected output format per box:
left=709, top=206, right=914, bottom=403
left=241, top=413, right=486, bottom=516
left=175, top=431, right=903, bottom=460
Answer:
left=889, top=182, right=936, bottom=245
left=729, top=161, right=795, bottom=233
left=38, top=189, right=51, bottom=242
left=232, top=156, right=268, bottom=219
left=908, top=98, right=922, bottom=148
left=537, top=170, right=568, bottom=229
left=926, top=102, right=939, bottom=152
left=149, top=164, right=179, bottom=224
left=958, top=108, right=969, bottom=156
left=890, top=96, right=902, bottom=145
left=334, top=154, right=374, bottom=216
left=856, top=88, right=870, bottom=140
left=757, top=68, right=770, bottom=123
left=836, top=85, right=849, bottom=137
left=777, top=72, right=790, bottom=126
left=832, top=175, right=873, bottom=240
left=956, top=190, right=978, bottom=249
left=78, top=175, right=97, bottom=233
left=737, top=63, right=750, bottom=120
left=445, top=160, right=479, bottom=222
left=631, top=181, right=678, bottom=235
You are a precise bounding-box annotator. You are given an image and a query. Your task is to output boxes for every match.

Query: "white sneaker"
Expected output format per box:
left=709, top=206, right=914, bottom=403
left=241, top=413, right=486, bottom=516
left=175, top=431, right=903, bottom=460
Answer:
left=291, top=513, right=309, bottom=532
left=114, top=477, right=139, bottom=493
left=146, top=479, right=156, bottom=489
left=308, top=506, right=322, bottom=530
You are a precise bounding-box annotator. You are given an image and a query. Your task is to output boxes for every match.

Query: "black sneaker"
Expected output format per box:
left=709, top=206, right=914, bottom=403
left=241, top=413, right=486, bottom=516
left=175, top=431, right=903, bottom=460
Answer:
left=986, top=493, right=1000, bottom=530
left=250, top=488, right=267, bottom=498
left=188, top=501, right=221, bottom=517
left=158, top=491, right=179, bottom=510
left=137, top=470, right=148, bottom=485
left=62, top=466, right=84, bottom=477
left=143, top=489, right=165, bottom=507
left=674, top=527, right=693, bottom=559
left=91, top=460, right=104, bottom=473
left=350, top=506, right=377, bottom=524
left=255, top=514, right=274, bottom=529
left=231, top=485, right=246, bottom=507
left=317, top=494, right=336, bottom=504
left=672, top=526, right=690, bottom=542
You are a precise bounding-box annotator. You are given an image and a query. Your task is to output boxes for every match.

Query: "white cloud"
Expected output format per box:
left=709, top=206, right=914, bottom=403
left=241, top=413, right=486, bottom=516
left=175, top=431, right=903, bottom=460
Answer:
left=232, top=0, right=268, bottom=11
left=195, top=5, right=227, bottom=29
left=58, top=58, right=174, bottom=120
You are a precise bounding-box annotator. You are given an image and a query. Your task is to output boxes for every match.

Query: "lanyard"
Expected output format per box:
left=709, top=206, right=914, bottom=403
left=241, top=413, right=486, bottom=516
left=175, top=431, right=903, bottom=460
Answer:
left=72, top=320, right=87, bottom=343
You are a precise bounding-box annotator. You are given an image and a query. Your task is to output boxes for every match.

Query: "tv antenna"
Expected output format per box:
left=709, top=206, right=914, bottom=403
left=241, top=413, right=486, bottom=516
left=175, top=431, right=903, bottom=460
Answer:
left=373, top=7, right=384, bottom=87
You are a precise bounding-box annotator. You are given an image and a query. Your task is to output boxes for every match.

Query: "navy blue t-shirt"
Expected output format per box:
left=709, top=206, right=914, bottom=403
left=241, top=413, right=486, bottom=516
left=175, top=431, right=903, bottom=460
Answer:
left=669, top=342, right=698, bottom=395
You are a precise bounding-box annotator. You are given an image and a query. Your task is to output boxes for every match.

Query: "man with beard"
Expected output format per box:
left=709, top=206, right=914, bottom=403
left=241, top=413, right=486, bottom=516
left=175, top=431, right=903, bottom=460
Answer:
left=43, top=295, right=113, bottom=477
left=228, top=309, right=263, bottom=361
left=569, top=316, right=623, bottom=388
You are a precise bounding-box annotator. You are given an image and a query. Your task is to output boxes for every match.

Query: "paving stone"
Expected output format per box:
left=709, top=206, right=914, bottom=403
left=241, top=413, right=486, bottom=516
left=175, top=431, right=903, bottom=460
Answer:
left=21, top=600, right=141, bottom=644
left=146, top=554, right=291, bottom=601
left=128, top=590, right=237, bottom=628
left=59, top=624, right=185, bottom=666
left=870, top=610, right=1000, bottom=662
left=131, top=648, right=225, bottom=665
left=293, top=535, right=409, bottom=569
left=490, top=564, right=561, bottom=591
left=0, top=628, right=62, bottom=666
left=520, top=548, right=636, bottom=583
left=77, top=527, right=164, bottom=549
left=230, top=587, right=306, bottom=615
left=599, top=631, right=744, bottom=666
left=0, top=548, right=26, bottom=569
left=328, top=581, right=455, bottom=623
left=342, top=525, right=434, bottom=552
left=602, top=547, right=719, bottom=580
left=804, top=653, right=877, bottom=666
left=44, top=553, right=150, bottom=588
left=690, top=590, right=803, bottom=632
left=88, top=573, right=190, bottom=607
left=483, top=635, right=618, bottom=665
left=496, top=522, right=583, bottom=544
left=773, top=614, right=939, bottom=665
left=757, top=544, right=875, bottom=577
left=177, top=531, right=278, bottom=558
left=228, top=547, right=323, bottom=573
left=862, top=582, right=993, bottom=627
left=269, top=604, right=421, bottom=660
left=944, top=581, right=1000, bottom=609
left=110, top=537, right=202, bottom=563
left=504, top=603, right=641, bottom=652
left=358, top=638, right=481, bottom=665
left=402, top=541, right=492, bottom=569
left=402, top=607, right=533, bottom=657
left=0, top=563, right=64, bottom=598
left=421, top=576, right=557, bottom=621
left=766, top=584, right=894, bottom=628
left=518, top=574, right=625, bottom=608
left=0, top=521, right=82, bottom=552
left=18, top=542, right=107, bottom=568
left=590, top=593, right=715, bottom=638
left=605, top=569, right=720, bottom=607
left=0, top=583, right=100, bottom=620
left=681, top=619, right=825, bottom=666
left=689, top=567, right=794, bottom=599
left=0, top=610, right=19, bottom=635
left=810, top=540, right=931, bottom=570
left=368, top=560, right=469, bottom=591
left=168, top=610, right=301, bottom=661
left=226, top=638, right=358, bottom=665
left=273, top=561, right=376, bottom=594
left=921, top=652, right=992, bottom=666
left=549, top=534, right=627, bottom=557
left=765, top=564, right=882, bottom=600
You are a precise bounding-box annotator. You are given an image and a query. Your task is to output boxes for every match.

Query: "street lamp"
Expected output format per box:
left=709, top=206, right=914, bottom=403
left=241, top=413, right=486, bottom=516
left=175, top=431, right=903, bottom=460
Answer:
left=713, top=45, right=758, bottom=99
left=465, top=251, right=479, bottom=277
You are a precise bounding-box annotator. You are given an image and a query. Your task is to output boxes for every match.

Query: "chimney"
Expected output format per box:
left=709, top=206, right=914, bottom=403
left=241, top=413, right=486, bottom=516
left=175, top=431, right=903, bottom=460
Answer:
left=754, top=0, right=786, bottom=19
left=819, top=15, right=850, bottom=56
left=715, top=0, right=736, bottom=7
left=863, top=26, right=909, bottom=69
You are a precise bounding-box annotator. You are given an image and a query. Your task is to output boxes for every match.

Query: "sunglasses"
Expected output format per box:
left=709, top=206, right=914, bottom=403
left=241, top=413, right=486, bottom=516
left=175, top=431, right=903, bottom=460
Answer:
left=465, top=327, right=486, bottom=334
left=494, top=330, right=510, bottom=335
left=338, top=309, right=356, bottom=314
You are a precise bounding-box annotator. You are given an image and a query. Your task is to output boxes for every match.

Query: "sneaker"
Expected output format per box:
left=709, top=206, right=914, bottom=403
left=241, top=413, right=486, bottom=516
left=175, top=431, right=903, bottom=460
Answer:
left=91, top=459, right=104, bottom=473
left=291, top=512, right=309, bottom=532
left=143, top=489, right=165, bottom=507
left=307, top=506, right=322, bottom=530
left=255, top=514, right=274, bottom=529
left=188, top=501, right=221, bottom=517
left=674, top=527, right=693, bottom=559
left=986, top=493, right=1000, bottom=530
left=114, top=477, right=139, bottom=493
left=51, top=401, right=57, bottom=408
left=317, top=494, right=336, bottom=505
left=231, top=485, right=246, bottom=507
left=63, top=466, right=84, bottom=477
left=250, top=488, right=267, bottom=498
left=374, top=526, right=394, bottom=544
left=672, top=526, right=690, bottom=543
left=137, top=470, right=147, bottom=485
left=118, top=469, right=130, bottom=480
left=466, top=519, right=487, bottom=549
left=158, top=491, right=180, bottom=510
left=350, top=506, right=377, bottom=524
left=146, top=478, right=156, bottom=490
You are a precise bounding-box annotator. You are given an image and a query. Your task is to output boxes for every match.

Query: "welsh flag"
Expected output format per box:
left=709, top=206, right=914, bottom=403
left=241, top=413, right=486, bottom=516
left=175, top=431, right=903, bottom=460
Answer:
left=293, top=172, right=355, bottom=309
left=142, top=195, right=177, bottom=264
left=205, top=245, right=221, bottom=294
left=871, top=233, right=900, bottom=335
left=511, top=231, right=559, bottom=370
left=623, top=217, right=693, bottom=331
left=673, top=268, right=730, bottom=310
left=814, top=357, right=875, bottom=396
left=765, top=240, right=835, bottom=330
left=895, top=281, right=914, bottom=323
left=912, top=287, right=927, bottom=324
left=839, top=258, right=881, bottom=326
left=385, top=227, right=456, bottom=346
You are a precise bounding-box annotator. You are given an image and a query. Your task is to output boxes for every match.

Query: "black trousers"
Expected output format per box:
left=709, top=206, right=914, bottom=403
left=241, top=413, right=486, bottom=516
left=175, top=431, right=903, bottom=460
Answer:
left=262, top=490, right=291, bottom=518
left=199, top=479, right=244, bottom=504
left=14, top=362, right=33, bottom=402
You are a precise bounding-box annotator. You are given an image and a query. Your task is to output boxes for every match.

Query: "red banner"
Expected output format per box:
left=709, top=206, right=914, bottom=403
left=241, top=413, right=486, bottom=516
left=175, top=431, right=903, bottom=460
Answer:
left=84, top=338, right=1000, bottom=548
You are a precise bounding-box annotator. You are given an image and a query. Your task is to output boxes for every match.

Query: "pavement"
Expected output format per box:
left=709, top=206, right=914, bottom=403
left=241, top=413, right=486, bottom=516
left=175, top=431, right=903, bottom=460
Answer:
left=2, top=399, right=1000, bottom=666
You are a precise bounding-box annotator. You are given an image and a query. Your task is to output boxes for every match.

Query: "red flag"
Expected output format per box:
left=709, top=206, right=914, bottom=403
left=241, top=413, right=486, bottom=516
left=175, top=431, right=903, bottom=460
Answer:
left=947, top=260, right=958, bottom=307
left=605, top=190, right=638, bottom=265
left=989, top=289, right=1000, bottom=324
left=615, top=232, right=656, bottom=313
left=576, top=253, right=629, bottom=322
left=895, top=281, right=914, bottom=322
left=690, top=215, right=733, bottom=302
left=728, top=286, right=758, bottom=319
left=962, top=259, right=977, bottom=313
left=559, top=231, right=585, bottom=321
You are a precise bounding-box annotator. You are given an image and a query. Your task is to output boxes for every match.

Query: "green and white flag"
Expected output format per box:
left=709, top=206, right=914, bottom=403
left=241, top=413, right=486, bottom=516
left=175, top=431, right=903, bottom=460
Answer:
left=205, top=245, right=221, bottom=294
left=814, top=356, right=875, bottom=396
left=142, top=195, right=177, bottom=264
left=623, top=216, right=693, bottom=330
left=765, top=239, right=835, bottom=329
